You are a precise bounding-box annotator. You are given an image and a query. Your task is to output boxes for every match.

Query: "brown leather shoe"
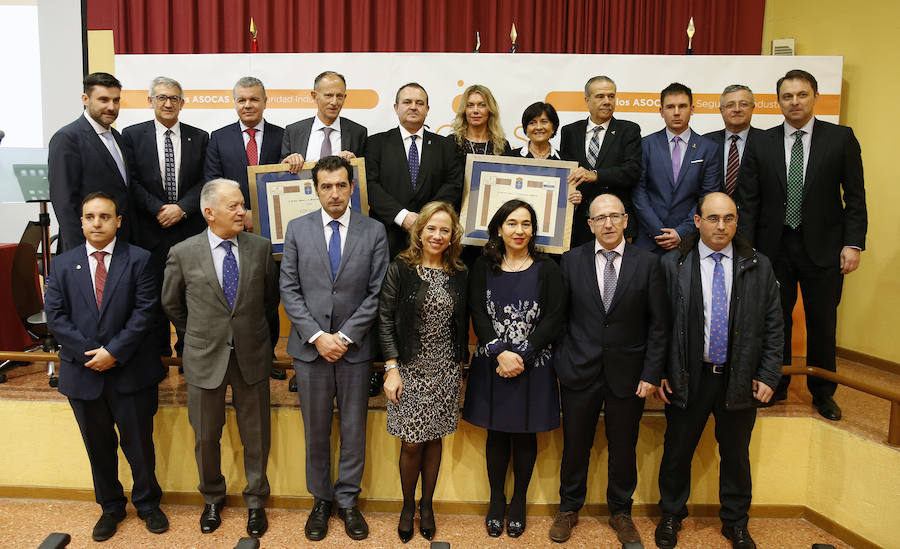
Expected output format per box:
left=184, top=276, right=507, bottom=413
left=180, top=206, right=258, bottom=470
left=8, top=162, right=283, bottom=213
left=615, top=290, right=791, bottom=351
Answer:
left=549, top=510, right=578, bottom=543
left=608, top=513, right=642, bottom=544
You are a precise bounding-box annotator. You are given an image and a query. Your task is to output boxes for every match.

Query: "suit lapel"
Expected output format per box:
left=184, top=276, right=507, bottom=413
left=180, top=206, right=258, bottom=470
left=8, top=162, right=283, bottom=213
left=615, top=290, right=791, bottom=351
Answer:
left=229, top=123, right=249, bottom=169
left=99, top=240, right=128, bottom=318
left=593, top=118, right=617, bottom=167
left=773, top=124, right=788, bottom=195
left=391, top=128, right=414, bottom=190
left=606, top=243, right=635, bottom=315
left=654, top=131, right=676, bottom=188
left=675, top=132, right=702, bottom=188
left=308, top=213, right=333, bottom=279
left=573, top=119, right=590, bottom=167
left=178, top=126, right=194, bottom=196
left=335, top=212, right=363, bottom=281
left=79, top=117, right=125, bottom=185
left=145, top=123, right=164, bottom=194
left=234, top=232, right=253, bottom=308
left=413, top=131, right=438, bottom=200
left=261, top=120, right=280, bottom=164
left=198, top=234, right=230, bottom=309
left=802, top=119, right=824, bottom=203
left=298, top=119, right=313, bottom=156
left=74, top=247, right=100, bottom=317
left=339, top=117, right=352, bottom=151
left=583, top=244, right=606, bottom=313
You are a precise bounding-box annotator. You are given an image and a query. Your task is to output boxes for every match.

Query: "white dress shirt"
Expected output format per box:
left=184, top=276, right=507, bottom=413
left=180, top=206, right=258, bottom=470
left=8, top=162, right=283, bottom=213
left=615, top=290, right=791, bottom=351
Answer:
left=155, top=119, right=181, bottom=193
left=782, top=118, right=814, bottom=183
left=83, top=110, right=125, bottom=169
left=394, top=125, right=426, bottom=226
left=698, top=240, right=733, bottom=362
left=239, top=119, right=266, bottom=165
left=308, top=207, right=353, bottom=345
left=86, top=237, right=116, bottom=290
left=206, top=228, right=239, bottom=289
left=305, top=116, right=342, bottom=162
left=584, top=118, right=610, bottom=162
left=665, top=127, right=692, bottom=169
left=594, top=238, right=625, bottom=296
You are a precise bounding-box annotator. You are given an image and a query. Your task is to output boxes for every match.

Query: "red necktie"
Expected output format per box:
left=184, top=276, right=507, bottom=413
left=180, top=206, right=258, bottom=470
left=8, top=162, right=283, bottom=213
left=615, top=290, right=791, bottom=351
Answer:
left=725, top=134, right=740, bottom=196
left=246, top=128, right=258, bottom=166
left=92, top=251, right=108, bottom=310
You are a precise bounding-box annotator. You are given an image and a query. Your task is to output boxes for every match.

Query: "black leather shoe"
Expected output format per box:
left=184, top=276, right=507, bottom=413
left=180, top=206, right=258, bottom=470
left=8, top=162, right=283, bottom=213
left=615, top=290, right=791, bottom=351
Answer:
left=722, top=524, right=757, bottom=549
left=200, top=503, right=223, bottom=534
left=92, top=510, right=126, bottom=541
left=137, top=507, right=169, bottom=534
left=270, top=366, right=286, bottom=380
left=338, top=506, right=369, bottom=540
left=247, top=508, right=268, bottom=538
left=305, top=498, right=332, bottom=541
left=813, top=396, right=842, bottom=421
left=654, top=515, right=681, bottom=549
left=507, top=517, right=526, bottom=538
left=398, top=504, right=415, bottom=543
left=418, top=502, right=435, bottom=540
left=486, top=518, right=503, bottom=537
left=289, top=375, right=298, bottom=392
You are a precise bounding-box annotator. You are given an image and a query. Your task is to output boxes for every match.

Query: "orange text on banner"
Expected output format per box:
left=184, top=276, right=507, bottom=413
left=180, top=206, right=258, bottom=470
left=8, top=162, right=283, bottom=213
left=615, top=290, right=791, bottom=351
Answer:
left=545, top=92, right=840, bottom=116
left=121, top=89, right=380, bottom=109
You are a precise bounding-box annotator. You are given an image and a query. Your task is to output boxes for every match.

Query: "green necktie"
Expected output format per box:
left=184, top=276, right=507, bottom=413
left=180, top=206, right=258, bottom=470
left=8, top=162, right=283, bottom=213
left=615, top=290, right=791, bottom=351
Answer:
left=785, top=130, right=806, bottom=229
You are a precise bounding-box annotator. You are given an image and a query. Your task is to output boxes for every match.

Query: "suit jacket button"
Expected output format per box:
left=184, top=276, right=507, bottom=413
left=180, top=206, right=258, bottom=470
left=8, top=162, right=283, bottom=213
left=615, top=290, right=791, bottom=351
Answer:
left=332, top=290, right=337, bottom=295
left=325, top=314, right=330, bottom=318
left=231, top=314, right=236, bottom=319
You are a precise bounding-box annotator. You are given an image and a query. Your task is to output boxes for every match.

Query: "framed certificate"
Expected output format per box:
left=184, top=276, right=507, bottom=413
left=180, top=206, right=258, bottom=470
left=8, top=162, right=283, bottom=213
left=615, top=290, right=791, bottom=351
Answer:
left=248, top=158, right=368, bottom=258
left=460, top=154, right=578, bottom=254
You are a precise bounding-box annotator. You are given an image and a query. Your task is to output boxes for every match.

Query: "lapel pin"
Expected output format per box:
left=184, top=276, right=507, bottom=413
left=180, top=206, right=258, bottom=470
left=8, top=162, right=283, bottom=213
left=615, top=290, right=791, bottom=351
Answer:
left=427, top=139, right=432, bottom=145
left=76, top=264, right=82, bottom=269
left=187, top=137, right=192, bottom=142
left=611, top=130, right=616, bottom=135
left=692, top=143, right=697, bottom=149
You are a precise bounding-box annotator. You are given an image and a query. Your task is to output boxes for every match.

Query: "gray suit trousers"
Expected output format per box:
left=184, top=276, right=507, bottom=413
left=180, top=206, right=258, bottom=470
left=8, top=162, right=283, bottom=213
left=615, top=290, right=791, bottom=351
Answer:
left=187, top=351, right=271, bottom=507
left=294, top=356, right=369, bottom=508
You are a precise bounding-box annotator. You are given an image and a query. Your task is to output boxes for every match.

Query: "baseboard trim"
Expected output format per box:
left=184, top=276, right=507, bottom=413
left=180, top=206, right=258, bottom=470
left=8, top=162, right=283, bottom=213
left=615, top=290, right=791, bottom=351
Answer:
left=0, top=486, right=879, bottom=547
left=837, top=346, right=900, bottom=375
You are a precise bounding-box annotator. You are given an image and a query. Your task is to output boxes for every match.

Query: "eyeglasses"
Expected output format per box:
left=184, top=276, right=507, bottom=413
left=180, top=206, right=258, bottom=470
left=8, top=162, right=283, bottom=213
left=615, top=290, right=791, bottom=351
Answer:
left=153, top=94, right=182, bottom=104
left=722, top=101, right=753, bottom=110
left=589, top=213, right=626, bottom=223
left=700, top=215, right=737, bottom=225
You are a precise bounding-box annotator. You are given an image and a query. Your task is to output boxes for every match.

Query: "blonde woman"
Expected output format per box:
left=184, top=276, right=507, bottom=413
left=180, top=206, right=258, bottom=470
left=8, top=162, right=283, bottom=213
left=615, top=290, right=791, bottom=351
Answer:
left=449, top=84, right=512, bottom=168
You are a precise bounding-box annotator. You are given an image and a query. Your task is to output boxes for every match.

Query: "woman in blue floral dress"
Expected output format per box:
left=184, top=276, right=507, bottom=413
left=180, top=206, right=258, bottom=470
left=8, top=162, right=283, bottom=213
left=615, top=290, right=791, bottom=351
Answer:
left=462, top=199, right=566, bottom=538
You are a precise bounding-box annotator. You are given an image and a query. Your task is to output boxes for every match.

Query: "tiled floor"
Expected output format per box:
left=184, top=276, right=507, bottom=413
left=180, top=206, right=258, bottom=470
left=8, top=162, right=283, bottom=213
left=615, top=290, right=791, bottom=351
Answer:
left=0, top=498, right=853, bottom=548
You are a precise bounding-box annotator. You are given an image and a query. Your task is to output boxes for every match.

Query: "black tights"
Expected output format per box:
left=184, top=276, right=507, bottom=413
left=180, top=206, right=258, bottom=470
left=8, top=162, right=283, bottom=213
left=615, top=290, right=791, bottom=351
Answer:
left=485, top=430, right=537, bottom=522
left=398, top=438, right=443, bottom=527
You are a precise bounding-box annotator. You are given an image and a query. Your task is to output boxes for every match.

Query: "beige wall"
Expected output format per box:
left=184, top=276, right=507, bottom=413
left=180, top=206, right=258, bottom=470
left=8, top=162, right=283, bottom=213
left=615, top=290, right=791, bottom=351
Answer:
left=763, top=2, right=900, bottom=363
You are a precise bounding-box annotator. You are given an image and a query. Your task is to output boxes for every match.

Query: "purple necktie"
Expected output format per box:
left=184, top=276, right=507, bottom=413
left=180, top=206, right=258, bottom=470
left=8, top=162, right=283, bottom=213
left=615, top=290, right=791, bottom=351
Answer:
left=671, top=135, right=682, bottom=182
left=708, top=252, right=728, bottom=365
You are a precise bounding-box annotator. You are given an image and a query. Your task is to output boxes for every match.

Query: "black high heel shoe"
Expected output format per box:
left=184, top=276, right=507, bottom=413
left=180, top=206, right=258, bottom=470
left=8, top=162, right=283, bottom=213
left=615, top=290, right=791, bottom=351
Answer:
left=485, top=496, right=505, bottom=537
left=419, top=501, right=436, bottom=540
left=397, top=504, right=414, bottom=543
left=507, top=498, right=526, bottom=538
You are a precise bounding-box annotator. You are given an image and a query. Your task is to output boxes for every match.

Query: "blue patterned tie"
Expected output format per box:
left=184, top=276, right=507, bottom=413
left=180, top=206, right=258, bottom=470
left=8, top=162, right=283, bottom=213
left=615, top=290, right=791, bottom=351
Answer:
left=220, top=240, right=238, bottom=309
left=102, top=131, right=127, bottom=184
left=408, top=135, right=419, bottom=189
left=164, top=129, right=177, bottom=202
left=708, top=252, right=728, bottom=364
left=587, top=126, right=603, bottom=167
left=328, top=220, right=341, bottom=280
left=600, top=250, right=618, bottom=310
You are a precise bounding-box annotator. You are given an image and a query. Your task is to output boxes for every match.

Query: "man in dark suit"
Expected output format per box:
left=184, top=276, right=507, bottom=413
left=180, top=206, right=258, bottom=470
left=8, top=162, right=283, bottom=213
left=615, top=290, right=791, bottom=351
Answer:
left=122, top=76, right=209, bottom=356
left=737, top=69, right=867, bottom=420
left=204, top=76, right=286, bottom=380
left=280, top=156, right=389, bottom=541
left=633, top=82, right=721, bottom=254
left=654, top=192, right=783, bottom=549
left=366, top=82, right=463, bottom=257
left=162, top=179, right=280, bottom=539
left=703, top=84, right=763, bottom=198
left=281, top=71, right=367, bottom=171
left=50, top=72, right=132, bottom=251
left=549, top=193, right=667, bottom=545
left=44, top=192, right=168, bottom=542
left=560, top=76, right=642, bottom=245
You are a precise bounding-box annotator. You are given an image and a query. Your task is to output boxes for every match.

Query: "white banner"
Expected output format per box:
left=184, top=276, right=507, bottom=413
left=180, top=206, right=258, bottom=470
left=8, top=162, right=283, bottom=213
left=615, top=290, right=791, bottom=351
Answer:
left=114, top=53, right=843, bottom=147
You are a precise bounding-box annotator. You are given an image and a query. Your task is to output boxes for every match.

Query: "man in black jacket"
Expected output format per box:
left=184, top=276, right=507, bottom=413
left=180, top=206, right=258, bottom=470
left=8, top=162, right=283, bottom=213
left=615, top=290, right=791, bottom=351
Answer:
left=654, top=192, right=783, bottom=549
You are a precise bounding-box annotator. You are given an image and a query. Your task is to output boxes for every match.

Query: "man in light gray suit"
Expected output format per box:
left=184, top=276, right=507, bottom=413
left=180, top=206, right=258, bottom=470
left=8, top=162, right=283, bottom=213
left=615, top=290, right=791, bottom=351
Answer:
left=280, top=155, right=389, bottom=541
left=162, top=178, right=279, bottom=539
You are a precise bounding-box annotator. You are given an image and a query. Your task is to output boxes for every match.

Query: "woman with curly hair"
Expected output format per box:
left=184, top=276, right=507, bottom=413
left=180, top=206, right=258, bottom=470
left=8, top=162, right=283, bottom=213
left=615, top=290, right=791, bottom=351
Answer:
left=378, top=201, right=469, bottom=543
left=462, top=199, right=566, bottom=538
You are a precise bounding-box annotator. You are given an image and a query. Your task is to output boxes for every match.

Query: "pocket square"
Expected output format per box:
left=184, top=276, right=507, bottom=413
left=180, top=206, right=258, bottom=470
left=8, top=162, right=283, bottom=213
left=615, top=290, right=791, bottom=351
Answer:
left=690, top=159, right=704, bottom=164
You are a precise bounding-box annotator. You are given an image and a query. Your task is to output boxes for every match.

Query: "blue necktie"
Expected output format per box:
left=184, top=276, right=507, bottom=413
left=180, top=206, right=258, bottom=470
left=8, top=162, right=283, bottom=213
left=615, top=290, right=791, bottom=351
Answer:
left=328, top=220, right=341, bottom=280
left=408, top=135, right=419, bottom=189
left=220, top=240, right=238, bottom=309
left=102, top=131, right=127, bottom=184
left=708, top=252, right=728, bottom=365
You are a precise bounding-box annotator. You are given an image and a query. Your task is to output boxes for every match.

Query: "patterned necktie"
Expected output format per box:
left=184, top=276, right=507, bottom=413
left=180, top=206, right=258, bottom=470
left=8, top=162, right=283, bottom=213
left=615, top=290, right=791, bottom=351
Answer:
left=408, top=135, right=420, bottom=189
left=164, top=129, right=177, bottom=202
left=708, top=252, right=728, bottom=365
left=220, top=240, right=238, bottom=309
left=785, top=130, right=806, bottom=229
left=600, top=250, right=618, bottom=310
left=245, top=128, right=259, bottom=166
left=725, top=134, right=740, bottom=196
left=320, top=127, right=334, bottom=159
left=587, top=125, right=603, bottom=167
left=671, top=135, right=682, bottom=182
left=328, top=219, right=342, bottom=280
left=101, top=131, right=127, bottom=183
left=92, top=251, right=108, bottom=310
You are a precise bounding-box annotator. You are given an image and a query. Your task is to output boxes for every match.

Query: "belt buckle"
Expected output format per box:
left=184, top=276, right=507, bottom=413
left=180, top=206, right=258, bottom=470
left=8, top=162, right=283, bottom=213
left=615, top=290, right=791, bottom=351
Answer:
left=712, top=364, right=725, bottom=374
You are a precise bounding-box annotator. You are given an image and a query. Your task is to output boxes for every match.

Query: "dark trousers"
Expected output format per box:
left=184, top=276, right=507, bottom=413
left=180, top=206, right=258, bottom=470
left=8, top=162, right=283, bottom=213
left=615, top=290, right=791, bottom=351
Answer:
left=294, top=356, right=369, bottom=508
left=68, top=383, right=162, bottom=514
left=559, top=374, right=645, bottom=515
left=658, top=368, right=757, bottom=527
left=187, top=352, right=271, bottom=508
left=148, top=242, right=184, bottom=356
left=774, top=227, right=843, bottom=399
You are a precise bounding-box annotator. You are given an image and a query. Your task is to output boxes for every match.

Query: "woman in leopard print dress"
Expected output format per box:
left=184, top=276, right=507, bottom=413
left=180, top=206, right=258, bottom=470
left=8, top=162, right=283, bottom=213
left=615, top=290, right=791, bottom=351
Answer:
left=378, top=202, right=468, bottom=543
